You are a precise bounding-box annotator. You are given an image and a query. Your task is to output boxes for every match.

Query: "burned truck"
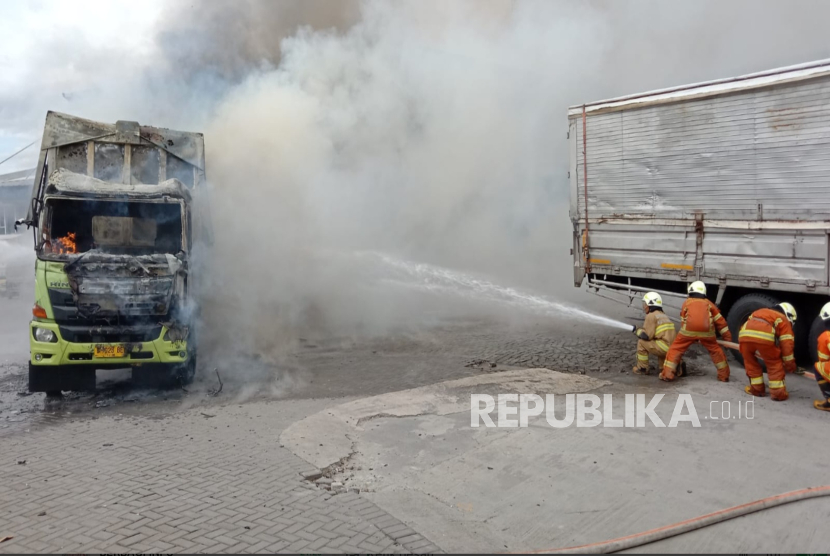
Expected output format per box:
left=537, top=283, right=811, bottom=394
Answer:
left=18, top=111, right=211, bottom=393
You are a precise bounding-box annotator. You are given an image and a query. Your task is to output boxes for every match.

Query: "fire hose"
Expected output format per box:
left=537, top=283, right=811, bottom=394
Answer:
left=524, top=485, right=830, bottom=554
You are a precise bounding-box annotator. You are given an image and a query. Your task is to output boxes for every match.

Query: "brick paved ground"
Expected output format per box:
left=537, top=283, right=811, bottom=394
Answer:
left=0, top=399, right=441, bottom=554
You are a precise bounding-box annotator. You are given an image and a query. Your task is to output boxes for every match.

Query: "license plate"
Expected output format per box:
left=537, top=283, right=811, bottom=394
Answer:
left=94, top=344, right=125, bottom=358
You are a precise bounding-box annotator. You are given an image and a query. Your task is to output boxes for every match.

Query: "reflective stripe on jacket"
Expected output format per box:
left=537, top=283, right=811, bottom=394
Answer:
left=738, top=308, right=795, bottom=363
left=641, top=311, right=676, bottom=352
left=815, top=330, right=830, bottom=381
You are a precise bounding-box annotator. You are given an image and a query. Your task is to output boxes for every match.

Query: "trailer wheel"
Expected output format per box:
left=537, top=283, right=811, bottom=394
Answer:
left=794, top=300, right=821, bottom=364
left=808, top=313, right=827, bottom=364
left=725, top=293, right=780, bottom=364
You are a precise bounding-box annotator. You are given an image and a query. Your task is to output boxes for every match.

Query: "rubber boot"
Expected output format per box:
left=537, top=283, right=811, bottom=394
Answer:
left=677, top=361, right=687, bottom=378
left=632, top=366, right=650, bottom=376
left=770, top=387, right=789, bottom=401
left=745, top=384, right=766, bottom=397
left=813, top=399, right=830, bottom=412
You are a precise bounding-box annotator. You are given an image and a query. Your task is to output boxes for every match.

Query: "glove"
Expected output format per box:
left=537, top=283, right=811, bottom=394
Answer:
left=635, top=328, right=649, bottom=341
left=784, top=360, right=796, bottom=374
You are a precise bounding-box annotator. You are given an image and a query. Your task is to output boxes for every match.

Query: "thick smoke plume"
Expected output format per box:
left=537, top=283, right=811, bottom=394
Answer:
left=4, top=0, right=830, bottom=388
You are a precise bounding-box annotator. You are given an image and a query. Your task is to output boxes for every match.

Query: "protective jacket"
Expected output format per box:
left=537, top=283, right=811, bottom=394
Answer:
left=739, top=308, right=795, bottom=400
left=637, top=311, right=677, bottom=352
left=678, top=297, right=732, bottom=341
left=738, top=308, right=795, bottom=369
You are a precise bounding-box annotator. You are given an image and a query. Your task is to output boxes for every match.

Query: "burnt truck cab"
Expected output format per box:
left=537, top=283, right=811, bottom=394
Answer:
left=20, top=112, right=211, bottom=393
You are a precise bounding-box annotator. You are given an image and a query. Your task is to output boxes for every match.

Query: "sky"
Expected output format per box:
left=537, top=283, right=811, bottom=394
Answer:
left=0, top=0, right=163, bottom=171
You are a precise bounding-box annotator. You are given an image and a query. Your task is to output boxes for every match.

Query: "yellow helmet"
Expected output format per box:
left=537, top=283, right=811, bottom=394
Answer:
left=775, top=302, right=797, bottom=323
left=643, top=292, right=663, bottom=307
left=688, top=281, right=706, bottom=295
left=820, top=302, right=830, bottom=321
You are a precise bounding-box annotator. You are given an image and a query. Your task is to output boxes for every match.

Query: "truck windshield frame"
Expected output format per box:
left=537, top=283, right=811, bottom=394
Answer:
left=38, top=195, right=186, bottom=259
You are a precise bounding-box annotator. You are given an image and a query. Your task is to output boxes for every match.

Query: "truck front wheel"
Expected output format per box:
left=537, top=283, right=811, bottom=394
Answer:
left=725, top=293, right=780, bottom=364
left=132, top=359, right=195, bottom=390
left=28, top=364, right=96, bottom=393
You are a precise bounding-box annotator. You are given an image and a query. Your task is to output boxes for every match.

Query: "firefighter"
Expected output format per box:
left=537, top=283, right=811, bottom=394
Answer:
left=812, top=302, right=830, bottom=411
left=740, top=302, right=796, bottom=401
left=660, top=281, right=732, bottom=382
left=631, top=292, right=677, bottom=375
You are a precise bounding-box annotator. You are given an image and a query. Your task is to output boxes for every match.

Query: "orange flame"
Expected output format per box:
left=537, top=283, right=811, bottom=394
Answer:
left=51, top=232, right=77, bottom=255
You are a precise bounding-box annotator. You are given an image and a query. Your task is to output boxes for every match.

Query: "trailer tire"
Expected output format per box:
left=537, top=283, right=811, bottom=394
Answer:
left=725, top=293, right=780, bottom=364
left=809, top=313, right=826, bottom=364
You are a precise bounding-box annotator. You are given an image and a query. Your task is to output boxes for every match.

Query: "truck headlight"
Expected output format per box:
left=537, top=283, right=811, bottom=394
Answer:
left=33, top=328, right=57, bottom=343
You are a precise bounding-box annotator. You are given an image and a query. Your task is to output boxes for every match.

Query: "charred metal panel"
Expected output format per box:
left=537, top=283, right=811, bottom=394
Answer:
left=27, top=112, right=208, bottom=225
left=130, top=145, right=160, bottom=184
left=41, top=112, right=114, bottom=149
left=139, top=126, right=204, bottom=170
left=93, top=143, right=125, bottom=182
left=166, top=155, right=194, bottom=188
left=57, top=143, right=89, bottom=175
left=114, top=121, right=141, bottom=145
left=63, top=253, right=184, bottom=320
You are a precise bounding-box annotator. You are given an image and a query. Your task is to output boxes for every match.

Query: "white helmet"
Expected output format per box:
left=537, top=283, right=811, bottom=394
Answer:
left=643, top=292, right=663, bottom=307
left=820, top=302, right=830, bottom=321
left=775, top=302, right=797, bottom=323
left=688, top=281, right=707, bottom=295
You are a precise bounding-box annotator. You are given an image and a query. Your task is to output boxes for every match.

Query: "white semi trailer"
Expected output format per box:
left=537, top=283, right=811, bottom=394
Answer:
left=569, top=59, right=830, bottom=363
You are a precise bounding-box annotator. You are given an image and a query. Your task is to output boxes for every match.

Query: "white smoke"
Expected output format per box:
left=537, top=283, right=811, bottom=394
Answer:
left=4, top=0, right=830, bottom=387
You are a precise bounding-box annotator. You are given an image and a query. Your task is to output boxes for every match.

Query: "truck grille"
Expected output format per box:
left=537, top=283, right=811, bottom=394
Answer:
left=58, top=324, right=162, bottom=343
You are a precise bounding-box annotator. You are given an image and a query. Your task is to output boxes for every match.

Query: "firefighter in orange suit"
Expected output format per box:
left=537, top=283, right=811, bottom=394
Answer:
left=740, top=302, right=797, bottom=401
left=812, top=302, right=830, bottom=411
left=631, top=292, right=677, bottom=375
left=660, top=281, right=732, bottom=382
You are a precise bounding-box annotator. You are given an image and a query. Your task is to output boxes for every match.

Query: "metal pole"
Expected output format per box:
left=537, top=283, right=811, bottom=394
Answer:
left=582, top=104, right=590, bottom=273
left=587, top=277, right=687, bottom=300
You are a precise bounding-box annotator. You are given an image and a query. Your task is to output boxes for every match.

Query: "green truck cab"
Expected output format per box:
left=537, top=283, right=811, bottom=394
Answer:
left=17, top=112, right=211, bottom=393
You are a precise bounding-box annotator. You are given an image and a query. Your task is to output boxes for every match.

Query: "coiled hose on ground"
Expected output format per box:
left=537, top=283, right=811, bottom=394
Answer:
left=524, top=485, right=830, bottom=554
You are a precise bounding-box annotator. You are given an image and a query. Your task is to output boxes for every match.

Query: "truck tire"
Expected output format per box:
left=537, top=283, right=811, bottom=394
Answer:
left=809, top=313, right=826, bottom=364
left=28, top=364, right=96, bottom=393
left=725, top=293, right=780, bottom=365
left=132, top=366, right=176, bottom=389
left=793, top=300, right=820, bottom=364
left=174, top=356, right=196, bottom=387
left=132, top=360, right=194, bottom=390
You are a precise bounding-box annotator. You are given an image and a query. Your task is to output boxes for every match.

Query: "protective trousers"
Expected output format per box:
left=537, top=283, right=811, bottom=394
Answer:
left=636, top=339, right=668, bottom=370
left=741, top=340, right=788, bottom=401
left=663, top=334, right=730, bottom=381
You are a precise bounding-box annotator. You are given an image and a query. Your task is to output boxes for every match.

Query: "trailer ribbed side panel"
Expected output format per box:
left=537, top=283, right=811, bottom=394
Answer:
left=575, top=75, right=830, bottom=221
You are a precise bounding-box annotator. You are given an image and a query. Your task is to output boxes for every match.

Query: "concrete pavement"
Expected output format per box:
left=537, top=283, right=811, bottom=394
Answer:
left=283, top=367, right=830, bottom=553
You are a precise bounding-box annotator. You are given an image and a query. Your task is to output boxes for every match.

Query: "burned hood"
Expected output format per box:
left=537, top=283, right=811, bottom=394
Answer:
left=63, top=252, right=185, bottom=319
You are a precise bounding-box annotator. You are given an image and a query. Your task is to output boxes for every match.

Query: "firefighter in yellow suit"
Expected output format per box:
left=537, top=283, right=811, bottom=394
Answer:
left=632, top=292, right=677, bottom=375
